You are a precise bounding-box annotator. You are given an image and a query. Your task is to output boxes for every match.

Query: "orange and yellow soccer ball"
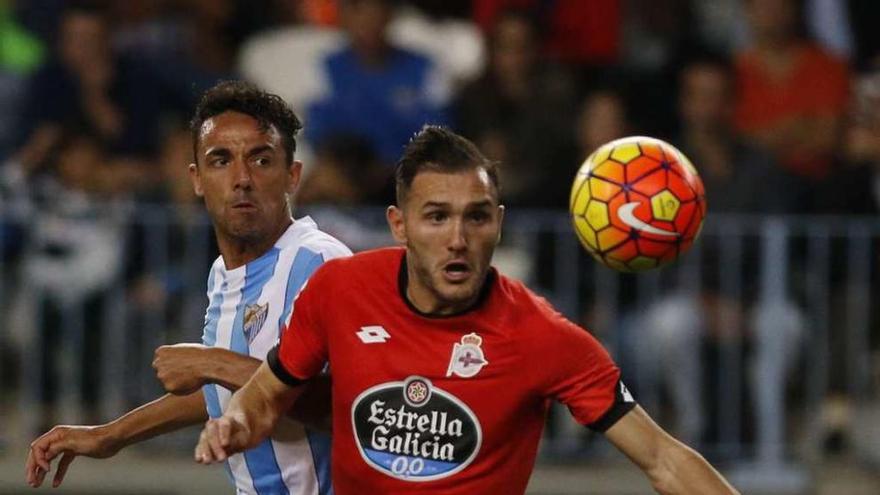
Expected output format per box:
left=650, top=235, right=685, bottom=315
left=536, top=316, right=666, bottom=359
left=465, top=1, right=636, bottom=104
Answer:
left=570, top=136, right=706, bottom=272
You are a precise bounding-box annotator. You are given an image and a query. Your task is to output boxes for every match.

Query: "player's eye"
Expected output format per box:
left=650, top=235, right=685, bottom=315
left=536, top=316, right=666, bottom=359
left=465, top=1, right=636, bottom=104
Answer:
left=209, top=157, right=229, bottom=167
left=426, top=211, right=447, bottom=223
left=253, top=156, right=272, bottom=167
left=468, top=211, right=490, bottom=223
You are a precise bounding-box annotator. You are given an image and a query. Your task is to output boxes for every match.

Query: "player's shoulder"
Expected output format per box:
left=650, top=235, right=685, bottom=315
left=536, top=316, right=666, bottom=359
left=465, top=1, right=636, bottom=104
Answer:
left=278, top=216, right=352, bottom=261
left=206, top=255, right=224, bottom=290
left=319, top=246, right=403, bottom=276
left=493, top=271, right=582, bottom=333
left=495, top=272, right=553, bottom=313
left=493, top=272, right=603, bottom=357
left=491, top=273, right=552, bottom=322
left=300, top=246, right=401, bottom=298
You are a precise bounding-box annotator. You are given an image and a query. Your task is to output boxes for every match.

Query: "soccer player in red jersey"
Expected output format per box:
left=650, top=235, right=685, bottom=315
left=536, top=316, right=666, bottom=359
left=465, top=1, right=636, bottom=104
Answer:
left=194, top=126, right=739, bottom=494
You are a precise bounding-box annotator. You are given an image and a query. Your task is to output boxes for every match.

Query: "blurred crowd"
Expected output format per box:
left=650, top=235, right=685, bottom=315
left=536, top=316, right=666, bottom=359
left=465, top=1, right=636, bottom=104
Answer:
left=1, top=0, right=880, bottom=460
left=1, top=0, right=879, bottom=215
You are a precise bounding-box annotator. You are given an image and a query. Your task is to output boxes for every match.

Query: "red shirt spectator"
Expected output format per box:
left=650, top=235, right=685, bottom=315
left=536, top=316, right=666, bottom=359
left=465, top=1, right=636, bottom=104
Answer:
left=734, top=45, right=849, bottom=179
left=733, top=0, right=850, bottom=180
left=473, top=0, right=620, bottom=65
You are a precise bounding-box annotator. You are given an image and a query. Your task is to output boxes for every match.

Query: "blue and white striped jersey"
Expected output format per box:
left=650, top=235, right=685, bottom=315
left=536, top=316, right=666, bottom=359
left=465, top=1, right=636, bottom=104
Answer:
left=201, top=217, right=351, bottom=495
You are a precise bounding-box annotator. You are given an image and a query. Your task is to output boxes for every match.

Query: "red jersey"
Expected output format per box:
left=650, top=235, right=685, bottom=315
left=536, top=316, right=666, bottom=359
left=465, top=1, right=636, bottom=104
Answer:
left=269, top=248, right=634, bottom=494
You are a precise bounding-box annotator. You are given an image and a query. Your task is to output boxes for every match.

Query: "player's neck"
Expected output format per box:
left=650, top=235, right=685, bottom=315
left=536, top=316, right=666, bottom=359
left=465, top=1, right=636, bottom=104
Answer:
left=406, top=287, right=474, bottom=316
left=217, top=218, right=292, bottom=270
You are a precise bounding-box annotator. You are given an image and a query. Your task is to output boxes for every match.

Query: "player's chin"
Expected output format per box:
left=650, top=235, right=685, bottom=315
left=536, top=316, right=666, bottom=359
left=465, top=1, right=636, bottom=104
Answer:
left=226, top=219, right=265, bottom=240
left=436, top=279, right=480, bottom=304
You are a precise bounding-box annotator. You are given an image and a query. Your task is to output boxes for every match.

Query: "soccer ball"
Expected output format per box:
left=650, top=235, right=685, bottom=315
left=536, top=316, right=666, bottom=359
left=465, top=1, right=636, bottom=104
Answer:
left=570, top=136, right=706, bottom=272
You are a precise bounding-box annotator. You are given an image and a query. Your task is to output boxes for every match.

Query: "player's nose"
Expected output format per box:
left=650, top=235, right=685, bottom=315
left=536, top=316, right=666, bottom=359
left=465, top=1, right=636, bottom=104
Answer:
left=231, top=157, right=253, bottom=189
left=448, top=218, right=467, bottom=251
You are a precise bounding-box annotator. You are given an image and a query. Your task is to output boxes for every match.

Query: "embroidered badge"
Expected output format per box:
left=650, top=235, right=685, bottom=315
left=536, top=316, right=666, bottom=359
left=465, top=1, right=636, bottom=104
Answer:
left=243, top=302, right=269, bottom=345
left=445, top=333, right=488, bottom=378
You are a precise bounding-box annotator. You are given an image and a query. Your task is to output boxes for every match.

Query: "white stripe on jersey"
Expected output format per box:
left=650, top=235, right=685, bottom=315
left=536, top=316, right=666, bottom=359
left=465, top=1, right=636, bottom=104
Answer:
left=201, top=217, right=349, bottom=495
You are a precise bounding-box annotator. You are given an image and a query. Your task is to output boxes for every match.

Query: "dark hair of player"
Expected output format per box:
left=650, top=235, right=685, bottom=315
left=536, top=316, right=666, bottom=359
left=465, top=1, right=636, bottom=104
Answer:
left=394, top=125, right=501, bottom=205
left=190, top=80, right=303, bottom=165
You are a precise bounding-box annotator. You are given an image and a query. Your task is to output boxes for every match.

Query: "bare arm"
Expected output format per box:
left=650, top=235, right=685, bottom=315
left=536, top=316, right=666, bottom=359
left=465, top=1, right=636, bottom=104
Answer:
left=153, top=344, right=261, bottom=394
left=195, top=361, right=306, bottom=463
left=26, top=392, right=206, bottom=488
left=153, top=344, right=331, bottom=431
left=605, top=405, right=739, bottom=495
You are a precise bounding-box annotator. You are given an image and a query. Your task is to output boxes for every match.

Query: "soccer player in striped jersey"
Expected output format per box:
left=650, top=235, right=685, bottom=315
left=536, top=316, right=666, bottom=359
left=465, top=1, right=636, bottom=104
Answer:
left=25, top=81, right=350, bottom=494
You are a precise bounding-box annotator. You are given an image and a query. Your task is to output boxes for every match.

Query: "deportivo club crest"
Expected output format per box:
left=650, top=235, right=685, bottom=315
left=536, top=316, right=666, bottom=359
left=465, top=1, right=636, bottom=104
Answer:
left=445, top=333, right=488, bottom=378
left=243, top=302, right=269, bottom=345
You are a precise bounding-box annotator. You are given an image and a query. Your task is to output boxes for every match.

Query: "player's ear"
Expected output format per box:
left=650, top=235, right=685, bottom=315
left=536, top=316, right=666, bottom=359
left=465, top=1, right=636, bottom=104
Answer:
left=287, top=160, right=303, bottom=195
left=386, top=205, right=407, bottom=245
left=496, top=204, right=505, bottom=243
left=189, top=163, right=204, bottom=197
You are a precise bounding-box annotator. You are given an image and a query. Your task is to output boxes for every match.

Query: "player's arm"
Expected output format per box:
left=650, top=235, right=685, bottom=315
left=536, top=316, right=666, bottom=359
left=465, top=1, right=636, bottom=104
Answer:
left=194, top=361, right=307, bottom=463
left=153, top=344, right=331, bottom=431
left=153, top=344, right=260, bottom=394
left=26, top=392, right=207, bottom=488
left=604, top=405, right=739, bottom=495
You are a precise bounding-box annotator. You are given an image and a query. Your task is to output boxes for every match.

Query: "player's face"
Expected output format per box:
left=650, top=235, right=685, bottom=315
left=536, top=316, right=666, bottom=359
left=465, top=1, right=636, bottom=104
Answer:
left=387, top=167, right=504, bottom=315
left=190, top=111, right=301, bottom=247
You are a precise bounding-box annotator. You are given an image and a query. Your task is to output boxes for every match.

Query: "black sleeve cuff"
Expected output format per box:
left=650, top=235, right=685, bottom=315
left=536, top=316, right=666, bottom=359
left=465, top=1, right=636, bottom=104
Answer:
left=267, top=345, right=308, bottom=387
left=586, top=379, right=638, bottom=432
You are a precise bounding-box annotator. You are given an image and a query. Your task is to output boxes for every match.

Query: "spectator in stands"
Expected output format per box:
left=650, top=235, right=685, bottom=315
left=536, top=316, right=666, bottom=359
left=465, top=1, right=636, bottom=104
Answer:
left=574, top=88, right=631, bottom=159
left=295, top=134, right=395, bottom=252
left=297, top=135, right=390, bottom=206
left=0, top=0, right=45, bottom=270
left=15, top=131, right=125, bottom=429
left=0, top=0, right=45, bottom=161
left=14, top=3, right=166, bottom=159
left=734, top=0, right=850, bottom=187
left=122, top=126, right=215, bottom=407
left=822, top=68, right=880, bottom=214
left=676, top=53, right=801, bottom=214
left=472, top=0, right=621, bottom=66
left=455, top=9, right=577, bottom=208
left=110, top=0, right=242, bottom=97
left=629, top=53, right=808, bottom=448
left=306, top=0, right=450, bottom=169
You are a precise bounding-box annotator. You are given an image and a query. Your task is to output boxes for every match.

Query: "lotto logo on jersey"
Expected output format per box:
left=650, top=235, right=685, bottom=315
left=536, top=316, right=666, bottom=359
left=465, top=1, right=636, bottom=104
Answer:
left=351, top=376, right=482, bottom=482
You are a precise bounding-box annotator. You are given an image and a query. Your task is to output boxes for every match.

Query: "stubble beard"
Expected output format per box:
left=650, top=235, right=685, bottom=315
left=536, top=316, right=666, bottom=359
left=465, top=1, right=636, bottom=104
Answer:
left=412, top=255, right=480, bottom=311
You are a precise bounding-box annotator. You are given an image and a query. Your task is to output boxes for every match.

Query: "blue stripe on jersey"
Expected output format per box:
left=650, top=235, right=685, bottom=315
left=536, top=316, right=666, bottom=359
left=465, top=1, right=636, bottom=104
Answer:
left=203, top=384, right=238, bottom=485
left=306, top=429, right=333, bottom=495
left=202, top=270, right=230, bottom=480
left=203, top=384, right=222, bottom=418
left=202, top=275, right=225, bottom=347
left=277, top=248, right=325, bottom=336
left=228, top=248, right=289, bottom=495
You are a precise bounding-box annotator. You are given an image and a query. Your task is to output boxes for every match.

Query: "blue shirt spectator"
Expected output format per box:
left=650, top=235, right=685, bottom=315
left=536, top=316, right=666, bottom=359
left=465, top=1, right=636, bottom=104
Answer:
left=307, top=45, right=448, bottom=165
left=305, top=0, right=449, bottom=167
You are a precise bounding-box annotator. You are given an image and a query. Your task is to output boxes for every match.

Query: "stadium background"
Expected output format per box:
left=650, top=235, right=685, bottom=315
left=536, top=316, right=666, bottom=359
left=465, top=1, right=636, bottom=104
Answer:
left=0, top=0, right=879, bottom=493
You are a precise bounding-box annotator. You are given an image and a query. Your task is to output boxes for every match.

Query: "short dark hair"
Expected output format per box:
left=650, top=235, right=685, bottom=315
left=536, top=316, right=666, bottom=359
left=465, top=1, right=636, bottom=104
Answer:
left=395, top=125, right=500, bottom=205
left=190, top=80, right=302, bottom=165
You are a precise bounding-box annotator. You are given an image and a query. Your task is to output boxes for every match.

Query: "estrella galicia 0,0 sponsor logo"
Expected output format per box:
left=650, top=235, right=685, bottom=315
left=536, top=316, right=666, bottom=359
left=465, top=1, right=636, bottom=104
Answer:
left=351, top=376, right=482, bottom=481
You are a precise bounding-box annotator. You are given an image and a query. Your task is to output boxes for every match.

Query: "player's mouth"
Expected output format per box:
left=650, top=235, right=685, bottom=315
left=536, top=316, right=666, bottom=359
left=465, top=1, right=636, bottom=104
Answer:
left=231, top=200, right=258, bottom=212
left=442, top=260, right=472, bottom=283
